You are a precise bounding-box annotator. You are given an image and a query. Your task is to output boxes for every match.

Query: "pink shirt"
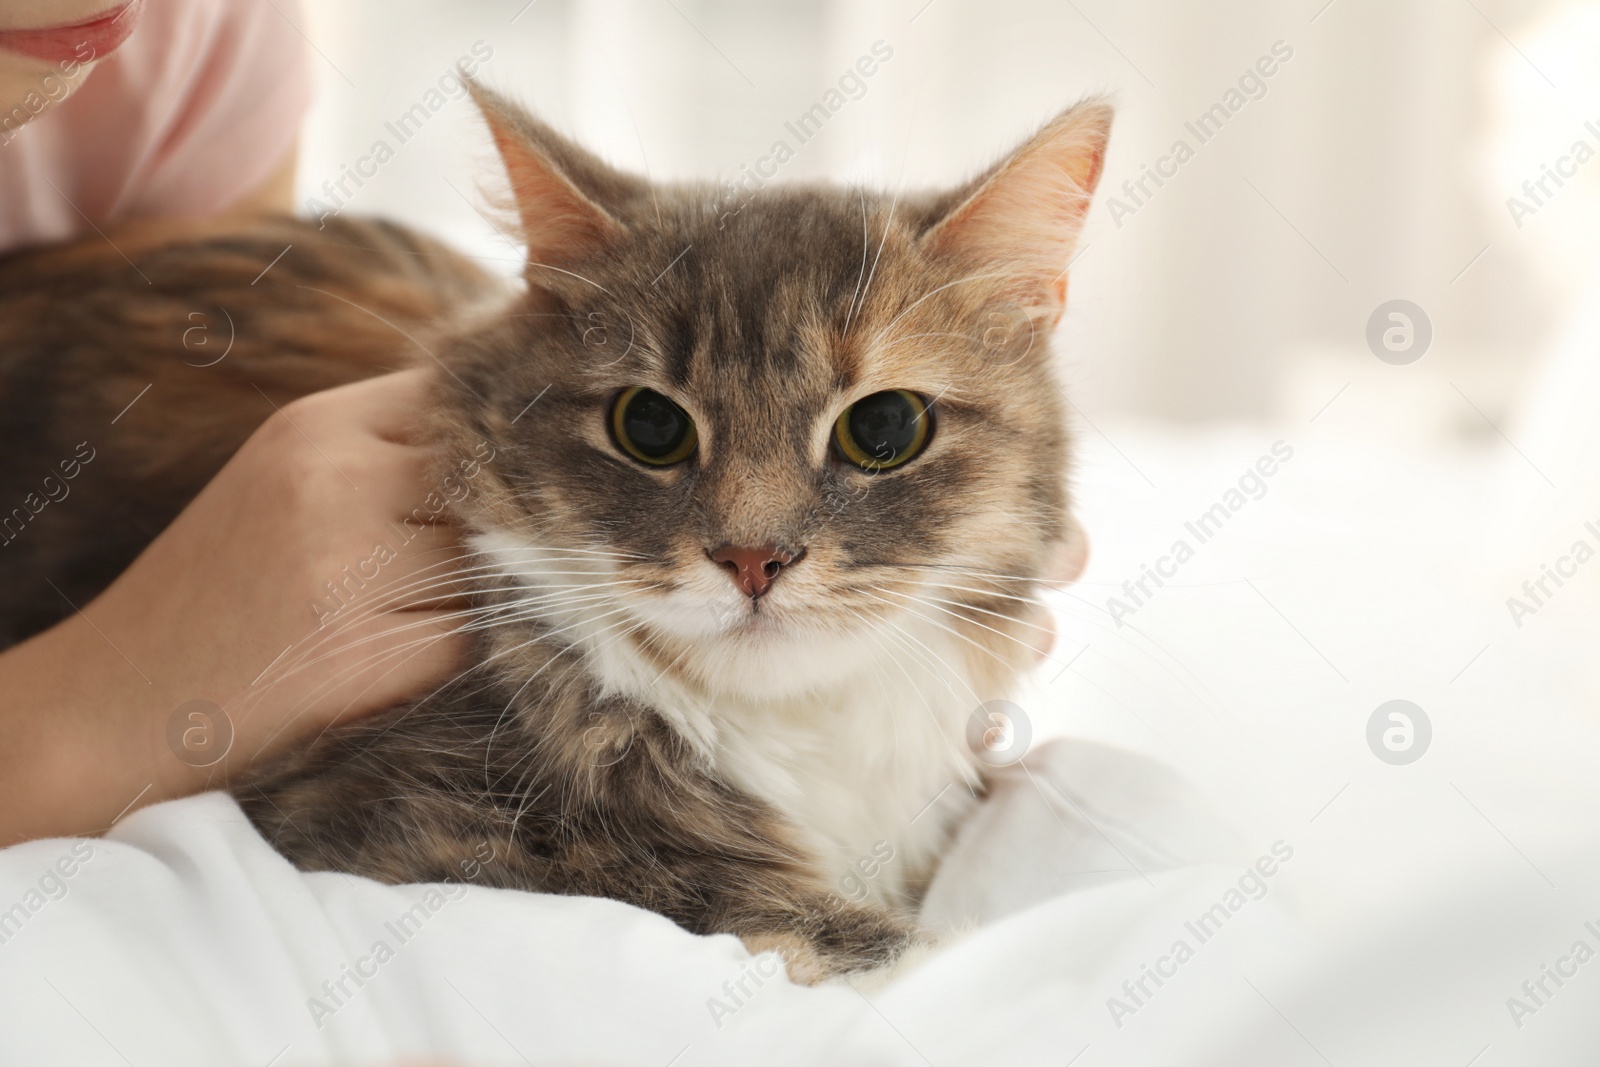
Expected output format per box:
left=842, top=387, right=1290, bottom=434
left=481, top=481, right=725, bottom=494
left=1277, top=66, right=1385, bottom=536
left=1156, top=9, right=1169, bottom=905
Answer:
left=0, top=0, right=310, bottom=254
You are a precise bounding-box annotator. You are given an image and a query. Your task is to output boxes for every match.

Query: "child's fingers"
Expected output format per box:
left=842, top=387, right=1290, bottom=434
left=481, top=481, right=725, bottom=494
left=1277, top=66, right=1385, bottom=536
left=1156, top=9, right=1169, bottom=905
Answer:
left=333, top=367, right=439, bottom=444
left=1041, top=521, right=1089, bottom=587
left=263, top=368, right=439, bottom=455
left=1025, top=603, right=1057, bottom=663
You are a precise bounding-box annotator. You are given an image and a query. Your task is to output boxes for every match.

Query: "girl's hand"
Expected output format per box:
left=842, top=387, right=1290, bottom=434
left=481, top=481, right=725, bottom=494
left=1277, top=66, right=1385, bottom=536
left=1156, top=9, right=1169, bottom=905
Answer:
left=0, top=370, right=470, bottom=844
left=1027, top=521, right=1090, bottom=663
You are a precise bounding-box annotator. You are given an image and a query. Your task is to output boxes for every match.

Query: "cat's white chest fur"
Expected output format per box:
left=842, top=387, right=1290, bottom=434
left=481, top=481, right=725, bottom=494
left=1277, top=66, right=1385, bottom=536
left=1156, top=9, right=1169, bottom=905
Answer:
left=593, top=620, right=986, bottom=906
left=718, top=667, right=982, bottom=901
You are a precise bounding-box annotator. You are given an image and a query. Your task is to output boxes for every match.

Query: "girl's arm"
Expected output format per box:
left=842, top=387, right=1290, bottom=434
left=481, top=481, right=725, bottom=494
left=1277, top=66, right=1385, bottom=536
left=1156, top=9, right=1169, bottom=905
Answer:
left=0, top=371, right=468, bottom=846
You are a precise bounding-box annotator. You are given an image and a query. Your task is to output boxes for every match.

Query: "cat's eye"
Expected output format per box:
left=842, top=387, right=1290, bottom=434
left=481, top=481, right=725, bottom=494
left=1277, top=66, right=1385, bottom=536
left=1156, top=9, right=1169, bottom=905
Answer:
left=610, top=386, right=698, bottom=466
left=833, top=390, right=933, bottom=472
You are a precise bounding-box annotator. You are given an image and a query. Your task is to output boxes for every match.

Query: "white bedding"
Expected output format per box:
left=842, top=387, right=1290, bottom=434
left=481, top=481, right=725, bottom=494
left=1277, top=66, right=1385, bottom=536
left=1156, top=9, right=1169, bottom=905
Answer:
left=4, top=423, right=1598, bottom=1065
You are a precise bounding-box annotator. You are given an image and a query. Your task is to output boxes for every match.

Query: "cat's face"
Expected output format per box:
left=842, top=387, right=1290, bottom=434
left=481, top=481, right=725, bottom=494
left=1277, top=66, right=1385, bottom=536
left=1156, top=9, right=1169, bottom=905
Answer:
left=441, top=87, right=1109, bottom=700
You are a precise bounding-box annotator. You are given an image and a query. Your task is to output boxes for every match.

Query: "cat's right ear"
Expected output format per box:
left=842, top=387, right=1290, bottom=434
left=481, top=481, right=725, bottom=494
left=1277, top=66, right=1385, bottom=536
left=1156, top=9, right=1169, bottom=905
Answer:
left=921, top=99, right=1112, bottom=325
left=467, top=81, right=639, bottom=271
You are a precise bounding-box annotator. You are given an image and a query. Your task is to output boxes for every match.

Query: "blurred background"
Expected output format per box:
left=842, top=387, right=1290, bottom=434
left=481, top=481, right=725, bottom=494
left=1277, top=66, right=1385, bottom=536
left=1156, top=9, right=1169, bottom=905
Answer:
left=293, top=0, right=1597, bottom=437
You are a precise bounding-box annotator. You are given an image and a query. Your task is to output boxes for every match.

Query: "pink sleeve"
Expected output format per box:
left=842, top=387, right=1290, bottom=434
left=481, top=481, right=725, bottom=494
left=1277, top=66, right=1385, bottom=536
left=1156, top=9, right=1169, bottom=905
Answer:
left=114, top=0, right=312, bottom=218
left=0, top=0, right=312, bottom=253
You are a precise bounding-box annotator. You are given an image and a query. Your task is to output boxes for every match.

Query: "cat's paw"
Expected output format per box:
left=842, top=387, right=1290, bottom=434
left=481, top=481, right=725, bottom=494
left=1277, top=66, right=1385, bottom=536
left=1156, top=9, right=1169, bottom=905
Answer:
left=738, top=906, right=926, bottom=985
left=739, top=931, right=839, bottom=986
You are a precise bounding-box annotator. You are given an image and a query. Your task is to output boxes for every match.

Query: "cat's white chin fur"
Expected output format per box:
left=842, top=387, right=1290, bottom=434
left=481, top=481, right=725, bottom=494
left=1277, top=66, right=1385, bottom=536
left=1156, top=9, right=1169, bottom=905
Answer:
left=621, top=586, right=892, bottom=699
left=472, top=528, right=990, bottom=905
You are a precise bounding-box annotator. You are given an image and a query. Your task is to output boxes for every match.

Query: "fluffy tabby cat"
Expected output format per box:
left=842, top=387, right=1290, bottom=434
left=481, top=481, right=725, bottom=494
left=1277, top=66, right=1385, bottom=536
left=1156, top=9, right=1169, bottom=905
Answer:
left=0, top=84, right=1110, bottom=981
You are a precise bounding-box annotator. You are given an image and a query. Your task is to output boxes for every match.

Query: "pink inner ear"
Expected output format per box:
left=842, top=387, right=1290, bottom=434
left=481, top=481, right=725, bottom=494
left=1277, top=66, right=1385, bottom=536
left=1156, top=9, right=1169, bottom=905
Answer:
left=923, top=101, right=1112, bottom=314
left=484, top=117, right=621, bottom=269
left=1079, top=143, right=1107, bottom=202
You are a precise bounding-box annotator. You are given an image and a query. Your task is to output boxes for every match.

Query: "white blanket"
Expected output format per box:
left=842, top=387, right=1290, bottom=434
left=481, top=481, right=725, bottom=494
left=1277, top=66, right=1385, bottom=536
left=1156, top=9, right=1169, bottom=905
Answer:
left=4, top=426, right=1598, bottom=1065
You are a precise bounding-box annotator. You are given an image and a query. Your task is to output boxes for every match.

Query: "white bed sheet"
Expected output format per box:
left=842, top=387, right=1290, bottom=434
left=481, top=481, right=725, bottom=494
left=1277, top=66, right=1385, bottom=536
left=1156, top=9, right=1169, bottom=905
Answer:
left=3, top=422, right=1598, bottom=1066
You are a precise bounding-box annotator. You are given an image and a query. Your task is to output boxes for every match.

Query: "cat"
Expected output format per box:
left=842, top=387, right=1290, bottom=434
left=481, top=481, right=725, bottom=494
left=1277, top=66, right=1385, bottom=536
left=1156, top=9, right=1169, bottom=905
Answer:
left=0, top=82, right=1110, bottom=982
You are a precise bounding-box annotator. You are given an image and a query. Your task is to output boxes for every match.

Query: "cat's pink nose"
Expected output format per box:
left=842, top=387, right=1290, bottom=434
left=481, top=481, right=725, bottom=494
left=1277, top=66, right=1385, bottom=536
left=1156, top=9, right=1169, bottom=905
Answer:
left=709, top=544, right=800, bottom=599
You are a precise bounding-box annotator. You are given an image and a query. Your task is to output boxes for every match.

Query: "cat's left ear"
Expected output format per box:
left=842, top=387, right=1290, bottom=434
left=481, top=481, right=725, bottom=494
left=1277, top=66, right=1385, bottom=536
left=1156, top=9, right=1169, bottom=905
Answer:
left=922, top=99, right=1112, bottom=325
